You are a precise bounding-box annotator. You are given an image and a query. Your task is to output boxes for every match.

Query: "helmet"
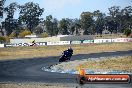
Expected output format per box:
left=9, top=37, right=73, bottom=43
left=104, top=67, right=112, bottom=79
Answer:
left=67, top=47, right=73, bottom=53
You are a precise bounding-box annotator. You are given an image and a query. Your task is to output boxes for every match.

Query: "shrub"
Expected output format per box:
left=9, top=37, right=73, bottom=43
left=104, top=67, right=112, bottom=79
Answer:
left=19, top=30, right=32, bottom=38
left=124, top=29, right=131, bottom=37
left=40, top=32, right=49, bottom=38
left=9, top=32, right=16, bottom=39
left=4, top=36, right=10, bottom=43
left=0, top=36, right=6, bottom=43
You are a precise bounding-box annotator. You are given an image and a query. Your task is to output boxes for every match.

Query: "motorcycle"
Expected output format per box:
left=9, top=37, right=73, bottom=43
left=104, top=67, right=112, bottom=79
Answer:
left=59, top=52, right=72, bottom=62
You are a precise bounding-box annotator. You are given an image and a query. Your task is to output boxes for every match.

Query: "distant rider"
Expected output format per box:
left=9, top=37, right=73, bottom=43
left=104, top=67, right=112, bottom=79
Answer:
left=30, top=40, right=36, bottom=46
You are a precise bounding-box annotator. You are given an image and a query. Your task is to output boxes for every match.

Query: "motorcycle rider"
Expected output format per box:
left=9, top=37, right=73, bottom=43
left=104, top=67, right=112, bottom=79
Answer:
left=63, top=47, right=73, bottom=60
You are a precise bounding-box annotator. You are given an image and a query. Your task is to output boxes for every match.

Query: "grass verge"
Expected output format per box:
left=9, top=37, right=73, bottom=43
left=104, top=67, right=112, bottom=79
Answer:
left=0, top=43, right=132, bottom=60
left=78, top=56, right=132, bottom=72
left=53, top=56, right=132, bottom=72
left=0, top=83, right=74, bottom=88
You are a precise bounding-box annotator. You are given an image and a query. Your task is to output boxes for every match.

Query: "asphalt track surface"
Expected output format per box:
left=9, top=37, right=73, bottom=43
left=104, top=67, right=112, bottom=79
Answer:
left=0, top=50, right=132, bottom=88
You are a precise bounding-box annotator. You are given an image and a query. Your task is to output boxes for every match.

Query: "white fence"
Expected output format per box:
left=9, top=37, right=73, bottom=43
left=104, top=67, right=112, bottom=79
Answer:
left=94, top=39, right=112, bottom=43
left=0, top=44, right=4, bottom=48
left=47, top=41, right=70, bottom=45
left=114, top=38, right=132, bottom=42
left=83, top=40, right=94, bottom=43
left=5, top=42, right=46, bottom=47
left=71, top=41, right=81, bottom=44
left=4, top=38, right=132, bottom=47
left=94, top=38, right=132, bottom=43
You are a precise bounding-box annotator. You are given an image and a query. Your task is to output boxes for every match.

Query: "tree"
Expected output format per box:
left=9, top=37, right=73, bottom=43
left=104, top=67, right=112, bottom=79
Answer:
left=59, top=18, right=69, bottom=35
left=65, top=18, right=74, bottom=35
left=44, top=15, right=58, bottom=36
left=35, top=26, right=43, bottom=35
left=121, top=6, right=132, bottom=31
left=52, top=18, right=59, bottom=36
left=80, top=12, right=94, bottom=35
left=93, top=10, right=105, bottom=35
left=0, top=0, right=6, bottom=18
left=108, top=6, right=121, bottom=33
left=66, top=18, right=81, bottom=35
left=44, top=15, right=52, bottom=36
left=0, top=0, right=6, bottom=36
left=115, top=9, right=124, bottom=32
left=74, top=19, right=81, bottom=35
left=19, top=2, right=44, bottom=33
left=108, top=6, right=120, bottom=18
left=3, top=2, right=18, bottom=35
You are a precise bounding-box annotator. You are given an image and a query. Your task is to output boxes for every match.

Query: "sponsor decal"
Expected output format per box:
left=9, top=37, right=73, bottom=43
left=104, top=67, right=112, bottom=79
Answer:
left=77, top=69, right=131, bottom=84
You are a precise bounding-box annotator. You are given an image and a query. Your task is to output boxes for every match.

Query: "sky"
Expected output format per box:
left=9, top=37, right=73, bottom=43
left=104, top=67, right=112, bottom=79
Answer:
left=5, top=0, right=132, bottom=20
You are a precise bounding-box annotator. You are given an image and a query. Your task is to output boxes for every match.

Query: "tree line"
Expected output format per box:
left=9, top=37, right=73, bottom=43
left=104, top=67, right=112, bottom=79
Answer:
left=0, top=0, right=132, bottom=40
